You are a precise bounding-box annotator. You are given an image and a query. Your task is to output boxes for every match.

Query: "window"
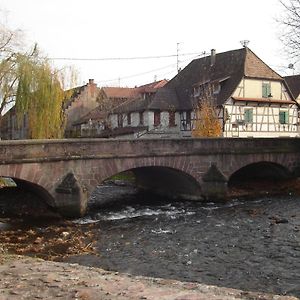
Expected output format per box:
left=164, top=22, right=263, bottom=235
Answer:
left=139, top=112, right=144, bottom=125
left=154, top=111, right=161, bottom=126
left=279, top=111, right=289, bottom=124
left=262, top=82, right=271, bottom=98
left=244, top=108, right=253, bottom=123
left=180, top=111, right=192, bottom=131
left=169, top=111, right=176, bottom=127
left=117, top=114, right=123, bottom=127
left=186, top=111, right=191, bottom=127
left=213, top=83, right=221, bottom=95
left=127, top=113, right=131, bottom=125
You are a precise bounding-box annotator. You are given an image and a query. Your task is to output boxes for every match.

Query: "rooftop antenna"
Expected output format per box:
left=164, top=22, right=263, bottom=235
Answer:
left=177, top=42, right=181, bottom=73
left=240, top=40, right=250, bottom=48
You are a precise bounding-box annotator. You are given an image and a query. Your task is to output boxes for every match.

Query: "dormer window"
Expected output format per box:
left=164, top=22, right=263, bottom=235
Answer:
left=194, top=86, right=200, bottom=97
left=213, top=83, right=221, bottom=95
left=262, top=82, right=271, bottom=98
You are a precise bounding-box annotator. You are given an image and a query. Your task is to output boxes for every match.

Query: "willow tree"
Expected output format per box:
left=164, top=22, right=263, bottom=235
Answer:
left=0, top=19, right=76, bottom=139
left=192, top=83, right=222, bottom=137
left=15, top=50, right=67, bottom=139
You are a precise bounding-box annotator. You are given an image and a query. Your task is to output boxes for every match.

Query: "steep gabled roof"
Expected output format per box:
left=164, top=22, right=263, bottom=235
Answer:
left=147, top=87, right=183, bottom=110
left=244, top=48, right=282, bottom=80
left=112, top=97, right=150, bottom=114
left=63, top=85, right=86, bottom=110
left=284, top=74, right=300, bottom=99
left=73, top=106, right=107, bottom=125
left=137, top=79, right=168, bottom=93
left=106, top=80, right=169, bottom=114
left=154, top=47, right=284, bottom=108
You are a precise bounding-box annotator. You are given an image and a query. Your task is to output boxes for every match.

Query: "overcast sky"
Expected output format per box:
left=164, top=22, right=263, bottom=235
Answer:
left=0, top=0, right=293, bottom=87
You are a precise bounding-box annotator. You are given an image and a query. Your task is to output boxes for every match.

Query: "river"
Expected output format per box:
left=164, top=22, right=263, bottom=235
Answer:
left=1, top=183, right=300, bottom=298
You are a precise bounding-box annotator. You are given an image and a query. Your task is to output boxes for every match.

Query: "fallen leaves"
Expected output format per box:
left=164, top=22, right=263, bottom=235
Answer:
left=0, top=222, right=97, bottom=260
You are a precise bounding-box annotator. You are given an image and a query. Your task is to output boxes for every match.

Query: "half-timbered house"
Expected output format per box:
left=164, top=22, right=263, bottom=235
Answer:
left=109, top=47, right=299, bottom=138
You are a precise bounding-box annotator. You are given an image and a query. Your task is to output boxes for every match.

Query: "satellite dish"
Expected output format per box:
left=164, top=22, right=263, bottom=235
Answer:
left=288, top=63, right=294, bottom=69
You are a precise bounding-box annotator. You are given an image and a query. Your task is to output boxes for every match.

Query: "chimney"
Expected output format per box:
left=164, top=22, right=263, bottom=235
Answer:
left=210, top=49, right=216, bottom=66
left=88, top=79, right=96, bottom=96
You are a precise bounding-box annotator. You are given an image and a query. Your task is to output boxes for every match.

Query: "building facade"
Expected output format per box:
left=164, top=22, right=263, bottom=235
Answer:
left=108, top=47, right=299, bottom=138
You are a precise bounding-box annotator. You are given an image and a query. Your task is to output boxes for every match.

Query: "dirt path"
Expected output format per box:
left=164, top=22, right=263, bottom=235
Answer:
left=0, top=255, right=298, bottom=300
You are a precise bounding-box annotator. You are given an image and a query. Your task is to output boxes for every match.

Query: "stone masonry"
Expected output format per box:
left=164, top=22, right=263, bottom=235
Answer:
left=0, top=138, right=300, bottom=217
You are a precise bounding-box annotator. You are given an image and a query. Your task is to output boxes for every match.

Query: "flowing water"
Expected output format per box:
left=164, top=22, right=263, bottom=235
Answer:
left=1, top=183, right=300, bottom=297
left=67, top=184, right=300, bottom=298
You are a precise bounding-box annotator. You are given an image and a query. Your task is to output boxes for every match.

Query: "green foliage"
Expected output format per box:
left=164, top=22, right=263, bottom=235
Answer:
left=108, top=171, right=136, bottom=182
left=15, top=51, right=66, bottom=139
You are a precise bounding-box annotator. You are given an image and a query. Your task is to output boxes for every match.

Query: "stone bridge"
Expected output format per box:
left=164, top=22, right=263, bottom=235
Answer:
left=0, top=138, right=300, bottom=217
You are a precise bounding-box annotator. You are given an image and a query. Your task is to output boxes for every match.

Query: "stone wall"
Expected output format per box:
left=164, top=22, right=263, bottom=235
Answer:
left=1, top=138, right=300, bottom=216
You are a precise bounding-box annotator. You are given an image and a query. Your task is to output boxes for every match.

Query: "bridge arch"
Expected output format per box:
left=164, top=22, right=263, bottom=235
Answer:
left=83, top=156, right=203, bottom=201
left=0, top=176, right=56, bottom=216
left=129, top=166, right=201, bottom=200
left=228, top=161, right=291, bottom=187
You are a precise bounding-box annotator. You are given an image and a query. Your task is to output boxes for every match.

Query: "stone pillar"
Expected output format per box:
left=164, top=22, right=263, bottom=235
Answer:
left=53, top=173, right=88, bottom=218
left=201, top=163, right=228, bottom=202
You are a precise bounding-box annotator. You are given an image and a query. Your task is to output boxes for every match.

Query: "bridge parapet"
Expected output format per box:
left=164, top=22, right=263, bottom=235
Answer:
left=1, top=138, right=300, bottom=164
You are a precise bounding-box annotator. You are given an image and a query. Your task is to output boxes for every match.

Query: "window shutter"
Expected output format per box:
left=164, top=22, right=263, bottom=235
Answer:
left=244, top=109, right=253, bottom=123
left=284, top=111, right=289, bottom=124
left=279, top=111, right=288, bottom=124
left=262, top=83, right=271, bottom=98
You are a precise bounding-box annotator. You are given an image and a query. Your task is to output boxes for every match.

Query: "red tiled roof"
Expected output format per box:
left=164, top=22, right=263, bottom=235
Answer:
left=102, top=87, right=139, bottom=99
left=244, top=49, right=282, bottom=80
left=137, top=79, right=168, bottom=92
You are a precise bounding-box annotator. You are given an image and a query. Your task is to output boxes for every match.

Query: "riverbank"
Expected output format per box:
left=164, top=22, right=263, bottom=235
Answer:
left=0, top=255, right=298, bottom=300
left=1, top=180, right=300, bottom=299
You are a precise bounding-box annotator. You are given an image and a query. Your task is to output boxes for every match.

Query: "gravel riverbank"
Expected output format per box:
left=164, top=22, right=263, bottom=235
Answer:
left=0, top=255, right=298, bottom=300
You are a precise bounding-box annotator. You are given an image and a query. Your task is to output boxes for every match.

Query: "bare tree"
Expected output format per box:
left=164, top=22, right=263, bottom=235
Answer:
left=0, top=19, right=23, bottom=118
left=278, top=0, right=300, bottom=59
